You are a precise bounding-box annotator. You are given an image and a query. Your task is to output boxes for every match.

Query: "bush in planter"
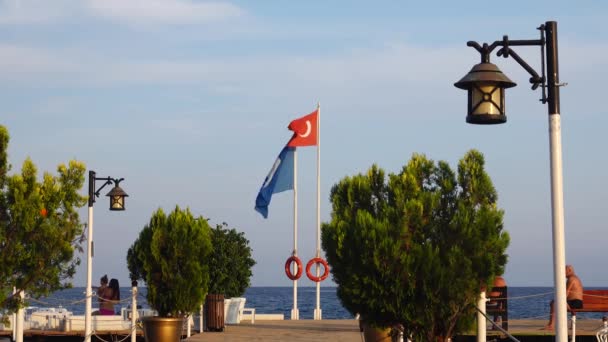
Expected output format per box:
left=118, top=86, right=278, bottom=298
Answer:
left=127, top=206, right=212, bottom=317
left=207, top=222, right=256, bottom=297
left=321, top=150, right=509, bottom=341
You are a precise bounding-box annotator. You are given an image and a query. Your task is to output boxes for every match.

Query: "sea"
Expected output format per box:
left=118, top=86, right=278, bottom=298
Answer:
left=25, top=287, right=608, bottom=321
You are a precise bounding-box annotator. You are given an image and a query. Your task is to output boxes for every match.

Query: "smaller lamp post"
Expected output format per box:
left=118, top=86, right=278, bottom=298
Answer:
left=85, top=170, right=128, bottom=342
left=454, top=21, right=568, bottom=342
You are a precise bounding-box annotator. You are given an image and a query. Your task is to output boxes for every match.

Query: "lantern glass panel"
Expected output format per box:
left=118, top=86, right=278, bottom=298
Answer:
left=110, top=195, right=125, bottom=210
left=471, top=84, right=503, bottom=116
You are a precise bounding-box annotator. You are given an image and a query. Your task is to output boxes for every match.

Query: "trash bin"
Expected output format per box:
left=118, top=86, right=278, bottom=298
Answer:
left=204, top=294, right=225, bottom=332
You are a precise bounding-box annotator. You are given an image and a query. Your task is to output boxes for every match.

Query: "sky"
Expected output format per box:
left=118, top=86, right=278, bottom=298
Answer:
left=2, top=0, right=608, bottom=288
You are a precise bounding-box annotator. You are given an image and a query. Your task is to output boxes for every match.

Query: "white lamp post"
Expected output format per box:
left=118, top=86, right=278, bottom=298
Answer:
left=85, top=170, right=128, bottom=342
left=455, top=21, right=568, bottom=342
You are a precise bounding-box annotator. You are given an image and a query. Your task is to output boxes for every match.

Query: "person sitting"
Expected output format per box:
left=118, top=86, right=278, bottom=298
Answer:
left=544, top=264, right=583, bottom=330
left=487, top=275, right=507, bottom=328
left=99, top=278, right=120, bottom=315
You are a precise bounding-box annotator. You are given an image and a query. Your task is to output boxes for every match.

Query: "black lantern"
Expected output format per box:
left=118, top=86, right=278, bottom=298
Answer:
left=88, top=170, right=128, bottom=210
left=106, top=183, right=128, bottom=211
left=454, top=62, right=516, bottom=124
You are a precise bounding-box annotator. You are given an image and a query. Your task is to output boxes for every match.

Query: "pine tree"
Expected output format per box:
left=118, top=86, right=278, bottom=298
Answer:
left=321, top=150, right=509, bottom=341
left=0, top=125, right=87, bottom=317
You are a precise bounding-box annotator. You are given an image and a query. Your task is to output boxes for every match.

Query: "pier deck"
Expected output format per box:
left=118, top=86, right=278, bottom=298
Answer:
left=186, top=318, right=608, bottom=342
left=2, top=318, right=606, bottom=341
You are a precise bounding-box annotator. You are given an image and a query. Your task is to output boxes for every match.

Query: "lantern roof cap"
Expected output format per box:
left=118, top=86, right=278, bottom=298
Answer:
left=454, top=62, right=516, bottom=90
left=106, top=185, right=128, bottom=198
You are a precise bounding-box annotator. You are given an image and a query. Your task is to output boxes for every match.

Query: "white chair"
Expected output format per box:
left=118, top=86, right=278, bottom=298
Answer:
left=223, top=298, right=232, bottom=322
left=225, top=298, right=256, bottom=324
left=240, top=307, right=256, bottom=324
left=225, top=298, right=243, bottom=324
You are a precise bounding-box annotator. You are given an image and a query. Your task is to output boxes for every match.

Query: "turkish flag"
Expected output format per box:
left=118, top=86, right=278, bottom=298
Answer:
left=287, top=109, right=318, bottom=147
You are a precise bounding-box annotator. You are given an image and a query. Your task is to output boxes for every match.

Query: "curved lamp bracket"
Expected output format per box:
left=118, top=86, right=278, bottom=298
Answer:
left=467, top=24, right=549, bottom=103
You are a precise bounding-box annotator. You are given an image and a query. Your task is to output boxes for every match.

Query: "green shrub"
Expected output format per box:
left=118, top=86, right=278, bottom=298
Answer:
left=127, top=206, right=212, bottom=317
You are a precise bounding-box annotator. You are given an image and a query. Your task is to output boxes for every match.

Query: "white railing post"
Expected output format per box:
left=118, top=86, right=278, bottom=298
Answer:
left=16, top=290, right=24, bottom=342
left=131, top=281, right=138, bottom=342
left=477, top=291, right=486, bottom=342
left=12, top=287, right=16, bottom=342
left=570, top=315, right=576, bottom=342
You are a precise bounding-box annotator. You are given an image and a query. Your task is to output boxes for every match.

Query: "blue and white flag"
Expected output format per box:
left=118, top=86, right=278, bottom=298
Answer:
left=255, top=145, right=295, bottom=218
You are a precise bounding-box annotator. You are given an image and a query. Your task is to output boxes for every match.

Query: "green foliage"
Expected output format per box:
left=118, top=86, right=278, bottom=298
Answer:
left=0, top=125, right=87, bottom=316
left=321, top=150, right=509, bottom=341
left=208, top=222, right=256, bottom=297
left=127, top=206, right=213, bottom=317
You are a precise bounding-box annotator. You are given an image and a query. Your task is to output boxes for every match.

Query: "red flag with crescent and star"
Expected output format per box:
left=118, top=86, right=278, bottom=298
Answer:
left=287, top=109, right=318, bottom=147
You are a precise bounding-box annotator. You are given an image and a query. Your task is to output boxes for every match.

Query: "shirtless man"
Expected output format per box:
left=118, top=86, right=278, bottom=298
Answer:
left=544, top=264, right=583, bottom=330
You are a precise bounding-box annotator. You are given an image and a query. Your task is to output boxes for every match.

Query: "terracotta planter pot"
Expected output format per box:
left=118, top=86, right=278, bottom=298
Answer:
left=141, top=316, right=184, bottom=342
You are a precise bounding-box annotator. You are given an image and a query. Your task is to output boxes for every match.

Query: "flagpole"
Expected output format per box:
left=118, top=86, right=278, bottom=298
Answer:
left=314, top=102, right=322, bottom=320
left=291, top=149, right=299, bottom=320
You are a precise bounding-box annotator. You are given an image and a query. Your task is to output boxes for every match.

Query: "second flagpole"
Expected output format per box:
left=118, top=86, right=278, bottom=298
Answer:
left=291, top=149, right=299, bottom=320
left=313, top=103, right=322, bottom=320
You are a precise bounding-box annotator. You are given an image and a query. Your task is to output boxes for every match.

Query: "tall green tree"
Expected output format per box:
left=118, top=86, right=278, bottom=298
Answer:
left=208, top=222, right=256, bottom=297
left=0, top=125, right=87, bottom=316
left=321, top=150, right=509, bottom=341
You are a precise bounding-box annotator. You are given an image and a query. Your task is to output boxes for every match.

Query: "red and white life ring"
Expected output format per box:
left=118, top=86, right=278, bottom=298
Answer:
left=305, top=257, right=330, bottom=282
left=284, top=256, right=303, bottom=280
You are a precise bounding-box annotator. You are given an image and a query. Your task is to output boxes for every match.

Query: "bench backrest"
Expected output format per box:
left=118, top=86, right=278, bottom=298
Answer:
left=488, top=286, right=507, bottom=300
left=583, top=290, right=608, bottom=308
left=486, top=286, right=507, bottom=313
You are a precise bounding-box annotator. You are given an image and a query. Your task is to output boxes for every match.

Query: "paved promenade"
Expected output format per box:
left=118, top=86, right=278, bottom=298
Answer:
left=185, top=319, right=363, bottom=342
left=184, top=318, right=608, bottom=342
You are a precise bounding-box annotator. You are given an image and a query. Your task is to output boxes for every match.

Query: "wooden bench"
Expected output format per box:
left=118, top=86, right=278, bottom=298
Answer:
left=571, top=289, right=608, bottom=316
left=486, top=286, right=508, bottom=330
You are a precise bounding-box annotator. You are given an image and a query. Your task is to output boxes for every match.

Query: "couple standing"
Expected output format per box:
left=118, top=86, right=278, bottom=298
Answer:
left=96, top=274, right=121, bottom=315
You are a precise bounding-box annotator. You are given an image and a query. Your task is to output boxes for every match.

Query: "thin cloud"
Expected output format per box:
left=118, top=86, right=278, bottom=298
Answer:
left=86, top=0, right=245, bottom=25
left=0, top=44, right=73, bottom=73
left=0, top=0, right=75, bottom=24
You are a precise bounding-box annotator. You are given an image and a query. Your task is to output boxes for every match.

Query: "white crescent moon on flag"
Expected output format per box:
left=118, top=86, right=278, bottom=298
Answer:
left=299, top=121, right=311, bottom=138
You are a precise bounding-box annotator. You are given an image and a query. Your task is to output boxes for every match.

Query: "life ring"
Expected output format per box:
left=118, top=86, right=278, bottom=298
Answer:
left=284, top=256, right=303, bottom=280
left=306, top=257, right=330, bottom=282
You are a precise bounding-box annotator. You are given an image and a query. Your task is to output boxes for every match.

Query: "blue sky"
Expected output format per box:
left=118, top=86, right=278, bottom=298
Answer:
left=2, top=0, right=608, bottom=288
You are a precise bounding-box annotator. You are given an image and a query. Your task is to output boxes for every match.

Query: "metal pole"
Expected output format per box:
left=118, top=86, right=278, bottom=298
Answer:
left=477, top=291, right=486, bottom=342
left=85, top=170, right=95, bottom=342
left=131, top=282, right=138, bottom=342
left=16, top=291, right=23, bottom=342
left=291, top=150, right=299, bottom=320
left=545, top=21, right=567, bottom=342
left=199, top=304, right=203, bottom=333
left=314, top=103, right=322, bottom=320
left=12, top=287, right=16, bottom=341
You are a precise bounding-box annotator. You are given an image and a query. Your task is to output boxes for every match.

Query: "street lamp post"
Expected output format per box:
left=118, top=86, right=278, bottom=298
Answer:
left=85, top=170, right=128, bottom=342
left=454, top=21, right=568, bottom=342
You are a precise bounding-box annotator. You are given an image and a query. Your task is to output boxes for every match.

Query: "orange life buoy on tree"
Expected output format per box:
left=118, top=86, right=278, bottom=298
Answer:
left=284, top=256, right=303, bottom=280
left=306, top=257, right=330, bottom=282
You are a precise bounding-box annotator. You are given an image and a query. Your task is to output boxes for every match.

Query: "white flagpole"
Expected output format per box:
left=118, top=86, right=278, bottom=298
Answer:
left=313, top=103, right=322, bottom=320
left=291, top=149, right=299, bottom=320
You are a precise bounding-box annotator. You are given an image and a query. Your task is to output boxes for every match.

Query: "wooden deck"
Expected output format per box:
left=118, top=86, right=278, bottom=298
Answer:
left=2, top=318, right=607, bottom=341
left=0, top=329, right=144, bottom=342
left=184, top=318, right=608, bottom=342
